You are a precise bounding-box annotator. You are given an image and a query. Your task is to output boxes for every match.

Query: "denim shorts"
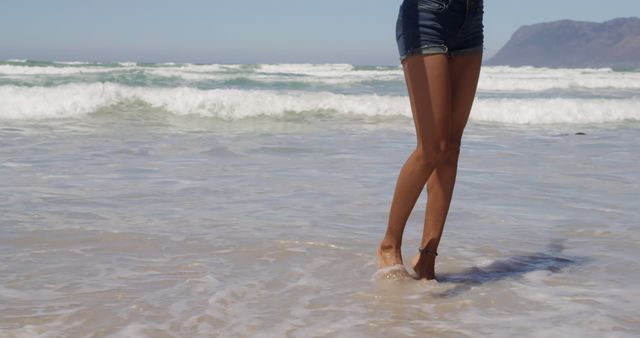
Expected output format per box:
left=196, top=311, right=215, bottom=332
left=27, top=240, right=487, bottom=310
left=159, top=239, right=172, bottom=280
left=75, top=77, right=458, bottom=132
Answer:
left=396, top=0, right=484, bottom=63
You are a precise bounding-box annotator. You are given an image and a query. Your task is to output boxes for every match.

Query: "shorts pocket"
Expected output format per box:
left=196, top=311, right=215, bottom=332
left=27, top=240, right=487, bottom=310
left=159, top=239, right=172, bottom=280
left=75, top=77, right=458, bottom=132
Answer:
left=417, top=0, right=452, bottom=12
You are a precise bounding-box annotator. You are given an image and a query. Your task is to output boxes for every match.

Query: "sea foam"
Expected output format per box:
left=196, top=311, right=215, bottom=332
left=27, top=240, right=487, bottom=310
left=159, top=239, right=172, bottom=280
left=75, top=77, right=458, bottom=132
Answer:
left=1, top=62, right=639, bottom=125
left=2, top=63, right=640, bottom=90
left=0, top=83, right=407, bottom=120
left=0, top=82, right=638, bottom=124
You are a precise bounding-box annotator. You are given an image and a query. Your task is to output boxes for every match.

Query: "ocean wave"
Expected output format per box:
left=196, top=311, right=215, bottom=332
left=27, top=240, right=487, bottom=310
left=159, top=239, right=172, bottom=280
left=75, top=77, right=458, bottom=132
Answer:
left=473, top=98, right=640, bottom=124
left=0, top=83, right=407, bottom=120
left=0, top=83, right=638, bottom=124
left=0, top=64, right=135, bottom=75
left=53, top=61, right=96, bottom=65
left=2, top=63, right=639, bottom=90
left=481, top=65, right=615, bottom=74
left=134, top=62, right=402, bottom=84
left=256, top=63, right=358, bottom=76
left=51, top=61, right=138, bottom=67
left=479, top=66, right=640, bottom=91
left=144, top=68, right=402, bottom=84
left=5, top=59, right=28, bottom=63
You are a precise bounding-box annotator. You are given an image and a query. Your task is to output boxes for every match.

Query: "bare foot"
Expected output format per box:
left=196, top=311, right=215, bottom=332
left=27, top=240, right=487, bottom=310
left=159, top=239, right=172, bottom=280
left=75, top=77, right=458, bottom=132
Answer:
left=376, top=242, right=410, bottom=278
left=377, top=242, right=403, bottom=268
left=411, top=251, right=436, bottom=280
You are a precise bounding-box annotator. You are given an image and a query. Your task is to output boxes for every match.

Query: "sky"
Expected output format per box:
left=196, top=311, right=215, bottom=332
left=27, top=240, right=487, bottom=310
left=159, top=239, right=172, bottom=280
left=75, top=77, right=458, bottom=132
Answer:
left=1, top=0, right=639, bottom=65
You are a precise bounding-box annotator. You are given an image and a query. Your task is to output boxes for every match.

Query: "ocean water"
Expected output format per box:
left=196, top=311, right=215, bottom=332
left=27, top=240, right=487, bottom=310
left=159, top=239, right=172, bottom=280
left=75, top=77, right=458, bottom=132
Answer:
left=0, top=59, right=639, bottom=337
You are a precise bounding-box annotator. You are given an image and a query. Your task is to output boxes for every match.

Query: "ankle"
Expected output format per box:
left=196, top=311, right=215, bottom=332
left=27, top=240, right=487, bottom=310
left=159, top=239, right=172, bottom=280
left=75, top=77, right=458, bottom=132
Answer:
left=419, top=238, right=439, bottom=253
left=379, top=238, right=401, bottom=253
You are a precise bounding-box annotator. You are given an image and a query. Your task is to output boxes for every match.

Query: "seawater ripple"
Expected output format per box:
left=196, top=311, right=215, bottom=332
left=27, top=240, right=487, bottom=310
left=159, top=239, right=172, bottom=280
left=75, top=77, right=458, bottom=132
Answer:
left=1, top=122, right=638, bottom=336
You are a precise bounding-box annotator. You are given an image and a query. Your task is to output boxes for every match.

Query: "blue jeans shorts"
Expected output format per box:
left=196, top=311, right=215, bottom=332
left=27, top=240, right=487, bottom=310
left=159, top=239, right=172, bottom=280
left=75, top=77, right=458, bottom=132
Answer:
left=396, top=0, right=484, bottom=63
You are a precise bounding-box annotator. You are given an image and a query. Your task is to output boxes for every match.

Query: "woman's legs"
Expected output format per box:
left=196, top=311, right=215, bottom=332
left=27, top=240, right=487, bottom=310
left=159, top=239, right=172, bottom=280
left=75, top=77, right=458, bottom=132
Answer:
left=377, top=52, right=483, bottom=279
left=378, top=53, right=453, bottom=269
left=411, top=52, right=483, bottom=279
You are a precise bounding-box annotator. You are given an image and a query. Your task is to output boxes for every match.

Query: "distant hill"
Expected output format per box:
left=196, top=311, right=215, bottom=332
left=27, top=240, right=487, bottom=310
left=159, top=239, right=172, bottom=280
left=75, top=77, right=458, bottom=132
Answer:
left=486, top=17, right=640, bottom=69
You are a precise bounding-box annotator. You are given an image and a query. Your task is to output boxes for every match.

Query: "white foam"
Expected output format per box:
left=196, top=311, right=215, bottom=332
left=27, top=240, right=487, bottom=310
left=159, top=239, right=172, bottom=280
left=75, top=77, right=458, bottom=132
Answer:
left=161, top=64, right=640, bottom=88
left=144, top=68, right=237, bottom=81
left=145, top=64, right=640, bottom=88
left=254, top=63, right=403, bottom=84
left=0, top=65, right=132, bottom=75
left=480, top=66, right=640, bottom=91
left=483, top=65, right=614, bottom=74
left=173, top=63, right=242, bottom=72
left=156, top=62, right=177, bottom=66
left=3, top=63, right=638, bottom=91
left=472, top=98, right=640, bottom=124
left=5, top=59, right=28, bottom=63
left=1, top=83, right=638, bottom=124
left=258, top=63, right=355, bottom=75
left=0, top=62, right=403, bottom=84
left=145, top=68, right=401, bottom=84
left=53, top=61, right=95, bottom=65
left=141, top=62, right=402, bottom=84
left=371, top=264, right=412, bottom=281
left=0, top=83, right=121, bottom=118
left=0, top=83, right=408, bottom=120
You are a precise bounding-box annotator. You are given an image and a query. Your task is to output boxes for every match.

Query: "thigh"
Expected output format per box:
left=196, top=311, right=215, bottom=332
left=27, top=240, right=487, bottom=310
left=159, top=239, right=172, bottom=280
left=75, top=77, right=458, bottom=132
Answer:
left=448, top=52, right=483, bottom=142
left=402, top=53, right=452, bottom=153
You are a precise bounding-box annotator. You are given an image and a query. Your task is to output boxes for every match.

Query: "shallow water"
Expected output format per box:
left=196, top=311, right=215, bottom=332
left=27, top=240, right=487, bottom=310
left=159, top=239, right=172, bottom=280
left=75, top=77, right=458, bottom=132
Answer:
left=1, top=114, right=639, bottom=337
left=2, top=61, right=639, bottom=337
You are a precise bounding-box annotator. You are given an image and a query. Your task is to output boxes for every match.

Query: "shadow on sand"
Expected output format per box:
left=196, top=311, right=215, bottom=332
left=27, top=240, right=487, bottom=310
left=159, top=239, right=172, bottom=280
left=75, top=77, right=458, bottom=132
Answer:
left=432, top=238, right=591, bottom=298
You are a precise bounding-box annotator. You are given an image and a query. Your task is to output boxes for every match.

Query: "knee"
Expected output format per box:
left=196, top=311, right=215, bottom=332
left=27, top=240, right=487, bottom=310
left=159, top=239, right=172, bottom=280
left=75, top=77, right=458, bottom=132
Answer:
left=415, top=145, right=447, bottom=169
left=415, top=139, right=461, bottom=169
left=447, top=139, right=461, bottom=162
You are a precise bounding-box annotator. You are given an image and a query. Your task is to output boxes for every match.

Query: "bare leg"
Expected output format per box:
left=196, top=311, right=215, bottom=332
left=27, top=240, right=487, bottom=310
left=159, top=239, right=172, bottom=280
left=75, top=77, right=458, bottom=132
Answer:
left=377, top=53, right=452, bottom=271
left=412, top=52, right=483, bottom=280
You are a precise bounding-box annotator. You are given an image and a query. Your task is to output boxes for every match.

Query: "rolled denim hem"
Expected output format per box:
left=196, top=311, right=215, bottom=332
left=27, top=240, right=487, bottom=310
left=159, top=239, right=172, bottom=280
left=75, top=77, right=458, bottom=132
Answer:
left=399, top=44, right=484, bottom=64
left=400, top=44, right=448, bottom=64
left=448, top=45, right=484, bottom=56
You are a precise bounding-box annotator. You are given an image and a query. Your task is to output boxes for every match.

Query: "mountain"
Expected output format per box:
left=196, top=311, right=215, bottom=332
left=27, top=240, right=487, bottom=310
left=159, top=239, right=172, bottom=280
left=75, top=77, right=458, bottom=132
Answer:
left=486, top=17, right=640, bottom=69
